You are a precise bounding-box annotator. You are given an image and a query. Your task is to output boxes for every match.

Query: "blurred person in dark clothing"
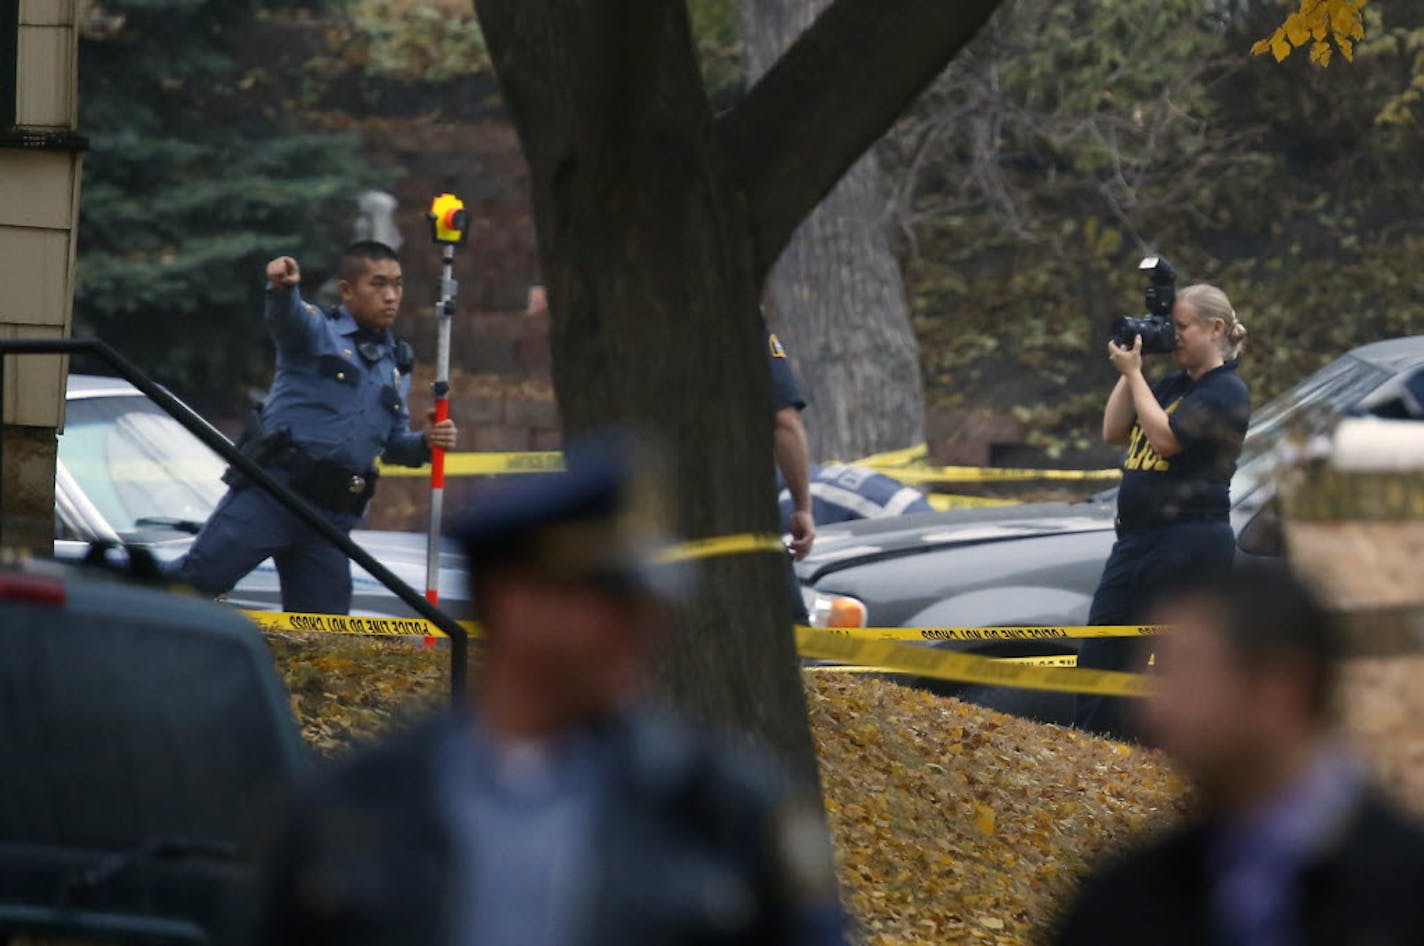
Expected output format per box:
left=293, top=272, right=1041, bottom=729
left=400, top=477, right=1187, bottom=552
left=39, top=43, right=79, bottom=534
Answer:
left=1052, top=564, right=1424, bottom=946
left=259, top=433, right=847, bottom=946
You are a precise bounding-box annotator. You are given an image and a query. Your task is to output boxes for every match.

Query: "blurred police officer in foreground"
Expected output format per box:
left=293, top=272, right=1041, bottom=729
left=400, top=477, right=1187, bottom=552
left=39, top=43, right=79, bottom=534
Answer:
left=172, top=242, right=457, bottom=613
left=1052, top=564, right=1424, bottom=946
left=259, top=434, right=848, bottom=946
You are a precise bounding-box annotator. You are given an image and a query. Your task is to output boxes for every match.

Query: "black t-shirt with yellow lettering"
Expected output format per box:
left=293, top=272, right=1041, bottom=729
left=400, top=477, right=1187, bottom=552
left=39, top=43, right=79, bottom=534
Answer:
left=1116, top=362, right=1250, bottom=530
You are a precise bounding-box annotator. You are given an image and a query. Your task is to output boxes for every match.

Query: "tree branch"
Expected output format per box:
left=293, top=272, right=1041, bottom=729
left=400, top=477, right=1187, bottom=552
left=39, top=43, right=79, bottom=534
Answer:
left=717, top=0, right=1004, bottom=282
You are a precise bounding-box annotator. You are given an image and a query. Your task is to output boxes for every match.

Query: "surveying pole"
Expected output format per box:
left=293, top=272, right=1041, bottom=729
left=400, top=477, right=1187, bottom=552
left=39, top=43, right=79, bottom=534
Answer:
left=425, top=193, right=468, bottom=604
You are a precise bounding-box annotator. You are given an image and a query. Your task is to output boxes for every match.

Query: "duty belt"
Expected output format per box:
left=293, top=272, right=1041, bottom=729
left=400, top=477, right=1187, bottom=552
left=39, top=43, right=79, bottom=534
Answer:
left=272, top=445, right=379, bottom=516
left=223, top=429, right=378, bottom=516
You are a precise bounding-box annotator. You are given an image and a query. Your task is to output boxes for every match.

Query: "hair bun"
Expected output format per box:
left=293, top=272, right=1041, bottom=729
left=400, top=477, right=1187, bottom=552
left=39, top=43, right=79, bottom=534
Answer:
left=1229, top=321, right=1248, bottom=344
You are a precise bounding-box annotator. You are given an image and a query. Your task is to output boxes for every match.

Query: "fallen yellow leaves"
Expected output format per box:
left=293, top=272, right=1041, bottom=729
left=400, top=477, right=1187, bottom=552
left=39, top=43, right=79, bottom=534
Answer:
left=973, top=803, right=997, bottom=836
left=807, top=674, right=1187, bottom=945
left=267, top=632, right=447, bottom=755
left=267, top=634, right=1187, bottom=944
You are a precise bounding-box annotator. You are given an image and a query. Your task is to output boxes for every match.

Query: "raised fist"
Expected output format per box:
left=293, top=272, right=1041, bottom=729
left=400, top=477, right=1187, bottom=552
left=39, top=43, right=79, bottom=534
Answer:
left=266, top=256, right=301, bottom=288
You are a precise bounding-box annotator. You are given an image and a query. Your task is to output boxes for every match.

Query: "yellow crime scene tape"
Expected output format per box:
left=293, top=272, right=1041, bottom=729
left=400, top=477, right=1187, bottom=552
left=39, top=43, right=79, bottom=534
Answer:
left=794, top=626, right=1152, bottom=698
left=378, top=452, right=1011, bottom=509
left=851, top=442, right=1120, bottom=483
left=378, top=451, right=565, bottom=477
left=806, top=653, right=1080, bottom=675
left=242, top=611, right=1158, bottom=648
left=241, top=609, right=473, bottom=638
left=822, top=624, right=1164, bottom=643
left=850, top=443, right=931, bottom=468
left=927, top=493, right=1018, bottom=510
left=246, top=609, right=1150, bottom=697
left=241, top=614, right=1155, bottom=699
left=996, top=654, right=1080, bottom=668
left=241, top=531, right=786, bottom=638
left=377, top=450, right=1120, bottom=484
left=375, top=447, right=1102, bottom=510
left=657, top=532, right=787, bottom=563
left=237, top=529, right=1157, bottom=696
left=865, top=465, right=1121, bottom=485
left=239, top=436, right=1148, bottom=694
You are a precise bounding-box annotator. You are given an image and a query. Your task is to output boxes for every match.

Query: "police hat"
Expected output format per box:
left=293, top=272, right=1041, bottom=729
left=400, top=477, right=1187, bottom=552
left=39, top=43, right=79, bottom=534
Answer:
left=453, top=432, right=689, bottom=600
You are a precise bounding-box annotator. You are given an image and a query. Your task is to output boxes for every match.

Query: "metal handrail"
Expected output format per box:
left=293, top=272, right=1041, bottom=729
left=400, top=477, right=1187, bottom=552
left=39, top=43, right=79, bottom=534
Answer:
left=0, top=338, right=468, bottom=701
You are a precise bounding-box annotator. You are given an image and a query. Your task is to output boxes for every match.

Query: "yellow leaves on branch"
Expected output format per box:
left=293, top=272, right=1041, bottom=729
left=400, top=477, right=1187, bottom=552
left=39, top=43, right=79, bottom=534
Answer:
left=1251, top=0, right=1368, bottom=66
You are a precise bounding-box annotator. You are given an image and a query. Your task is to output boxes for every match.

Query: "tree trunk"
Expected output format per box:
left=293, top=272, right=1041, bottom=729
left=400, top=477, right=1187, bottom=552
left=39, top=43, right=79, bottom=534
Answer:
left=473, top=0, right=1003, bottom=786
left=474, top=0, right=819, bottom=782
left=745, top=0, right=926, bottom=462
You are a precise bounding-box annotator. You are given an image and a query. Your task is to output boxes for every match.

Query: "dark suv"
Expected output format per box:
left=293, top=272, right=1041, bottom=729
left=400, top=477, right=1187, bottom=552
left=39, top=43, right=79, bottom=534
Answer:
left=0, top=562, right=307, bottom=944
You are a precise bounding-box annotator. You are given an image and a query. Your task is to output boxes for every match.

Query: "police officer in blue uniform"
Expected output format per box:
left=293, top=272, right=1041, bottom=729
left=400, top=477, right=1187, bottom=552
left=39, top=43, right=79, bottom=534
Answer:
left=768, top=328, right=818, bottom=625
left=768, top=328, right=815, bottom=559
left=172, top=242, right=458, bottom=614
left=260, top=434, right=848, bottom=946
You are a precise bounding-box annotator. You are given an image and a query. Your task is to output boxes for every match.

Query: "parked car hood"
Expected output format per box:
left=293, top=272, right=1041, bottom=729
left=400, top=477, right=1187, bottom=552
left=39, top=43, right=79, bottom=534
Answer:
left=796, top=495, right=1116, bottom=583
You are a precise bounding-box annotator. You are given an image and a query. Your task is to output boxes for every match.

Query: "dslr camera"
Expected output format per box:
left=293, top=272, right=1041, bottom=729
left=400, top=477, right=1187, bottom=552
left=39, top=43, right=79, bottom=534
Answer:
left=1111, top=255, right=1177, bottom=354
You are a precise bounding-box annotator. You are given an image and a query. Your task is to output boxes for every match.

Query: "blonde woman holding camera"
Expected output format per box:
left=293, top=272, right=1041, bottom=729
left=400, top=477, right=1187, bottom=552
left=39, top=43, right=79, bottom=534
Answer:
left=1077, top=283, right=1251, bottom=740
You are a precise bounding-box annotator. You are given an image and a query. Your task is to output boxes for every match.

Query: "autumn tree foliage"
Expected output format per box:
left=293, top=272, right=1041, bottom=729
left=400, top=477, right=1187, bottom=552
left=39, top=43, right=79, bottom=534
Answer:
left=1255, top=0, right=1368, bottom=65
left=880, top=0, right=1424, bottom=466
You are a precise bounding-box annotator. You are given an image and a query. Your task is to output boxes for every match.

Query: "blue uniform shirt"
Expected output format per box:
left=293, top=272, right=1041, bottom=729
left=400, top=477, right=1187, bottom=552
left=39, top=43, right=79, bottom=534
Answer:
left=260, top=285, right=429, bottom=472
left=767, top=329, right=806, bottom=411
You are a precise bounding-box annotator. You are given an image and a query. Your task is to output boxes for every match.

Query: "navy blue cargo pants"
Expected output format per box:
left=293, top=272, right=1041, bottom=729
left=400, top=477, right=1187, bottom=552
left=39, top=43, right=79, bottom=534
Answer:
left=172, top=471, right=360, bottom=614
left=1075, top=520, right=1235, bottom=741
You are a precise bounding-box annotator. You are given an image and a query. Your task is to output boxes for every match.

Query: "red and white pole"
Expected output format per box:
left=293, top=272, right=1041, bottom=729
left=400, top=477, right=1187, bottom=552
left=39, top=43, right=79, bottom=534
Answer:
left=425, top=195, right=467, bottom=605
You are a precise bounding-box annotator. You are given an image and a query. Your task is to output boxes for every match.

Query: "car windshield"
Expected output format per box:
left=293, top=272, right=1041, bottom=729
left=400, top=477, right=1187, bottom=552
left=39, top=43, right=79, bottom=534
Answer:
left=1087, top=353, right=1395, bottom=506
left=59, top=394, right=226, bottom=533
left=1230, top=354, right=1393, bottom=500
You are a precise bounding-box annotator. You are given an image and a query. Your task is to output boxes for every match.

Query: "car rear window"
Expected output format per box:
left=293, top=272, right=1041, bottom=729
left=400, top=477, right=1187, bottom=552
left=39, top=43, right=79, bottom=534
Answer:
left=1231, top=354, right=1394, bottom=501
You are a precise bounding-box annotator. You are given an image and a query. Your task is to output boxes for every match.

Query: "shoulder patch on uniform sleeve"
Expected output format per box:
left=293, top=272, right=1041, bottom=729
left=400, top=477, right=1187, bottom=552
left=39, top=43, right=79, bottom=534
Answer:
left=304, top=303, right=319, bottom=315
left=769, top=333, right=788, bottom=359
